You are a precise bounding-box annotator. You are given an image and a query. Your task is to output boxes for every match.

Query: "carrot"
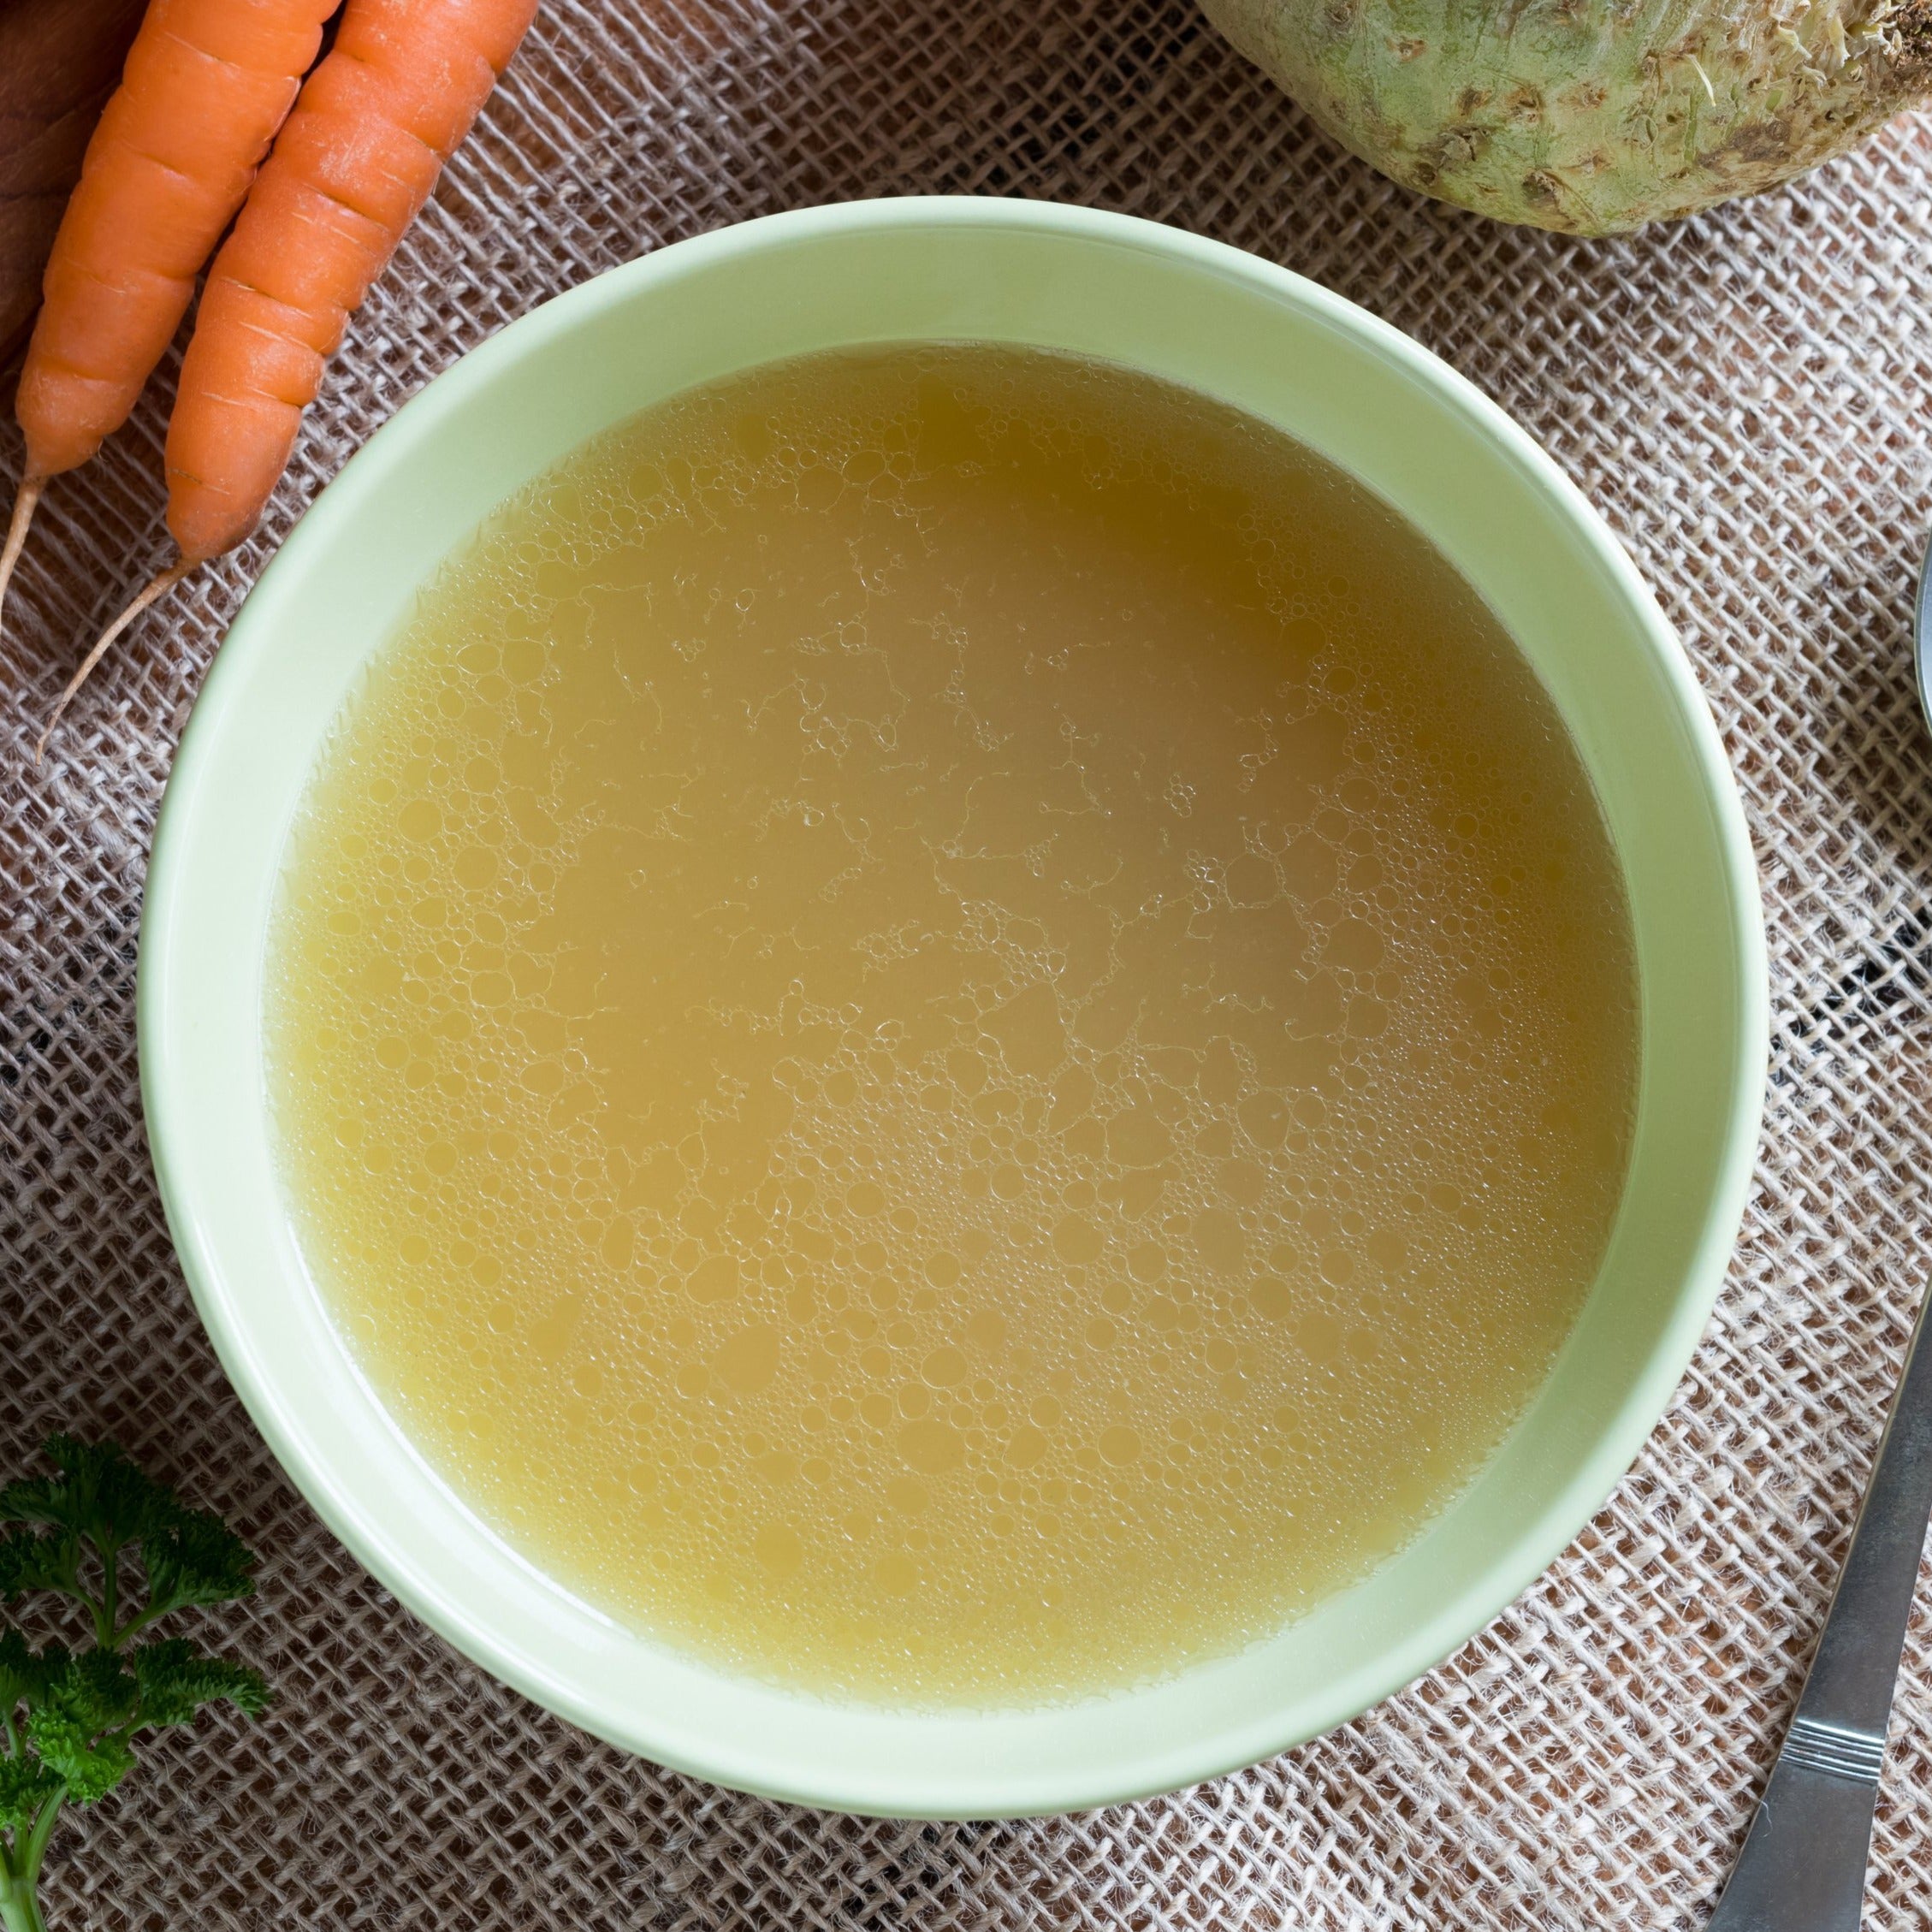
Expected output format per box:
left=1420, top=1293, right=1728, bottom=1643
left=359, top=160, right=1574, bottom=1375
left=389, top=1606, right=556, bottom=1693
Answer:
left=39, top=0, right=540, bottom=752
left=0, top=0, right=341, bottom=635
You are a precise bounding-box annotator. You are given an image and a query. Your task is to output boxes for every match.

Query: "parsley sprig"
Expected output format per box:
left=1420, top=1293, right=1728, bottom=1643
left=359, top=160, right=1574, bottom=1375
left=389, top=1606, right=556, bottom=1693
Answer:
left=0, top=1437, right=270, bottom=1932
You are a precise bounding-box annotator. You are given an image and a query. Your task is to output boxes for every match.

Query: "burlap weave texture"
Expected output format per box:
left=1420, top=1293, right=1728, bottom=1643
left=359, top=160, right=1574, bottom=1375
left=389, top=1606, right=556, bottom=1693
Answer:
left=3, top=1, right=1931, bottom=1924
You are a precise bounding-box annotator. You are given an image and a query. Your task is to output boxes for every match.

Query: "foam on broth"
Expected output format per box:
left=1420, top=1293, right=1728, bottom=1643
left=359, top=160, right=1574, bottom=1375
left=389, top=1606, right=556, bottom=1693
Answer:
left=266, top=344, right=1638, bottom=1705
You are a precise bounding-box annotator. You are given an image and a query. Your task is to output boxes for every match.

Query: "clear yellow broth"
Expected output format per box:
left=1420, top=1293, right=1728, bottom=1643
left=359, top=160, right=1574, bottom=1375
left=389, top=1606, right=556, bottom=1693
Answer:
left=266, top=344, right=1639, bottom=1706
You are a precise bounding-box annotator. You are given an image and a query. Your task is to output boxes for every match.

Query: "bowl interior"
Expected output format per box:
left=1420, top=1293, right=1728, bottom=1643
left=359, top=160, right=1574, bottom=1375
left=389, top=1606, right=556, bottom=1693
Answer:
left=140, top=198, right=1764, bottom=1818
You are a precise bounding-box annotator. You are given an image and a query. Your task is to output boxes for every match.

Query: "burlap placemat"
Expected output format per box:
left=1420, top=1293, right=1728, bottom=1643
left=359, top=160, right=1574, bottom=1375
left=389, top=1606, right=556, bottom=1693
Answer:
left=3, top=0, right=1931, bottom=1923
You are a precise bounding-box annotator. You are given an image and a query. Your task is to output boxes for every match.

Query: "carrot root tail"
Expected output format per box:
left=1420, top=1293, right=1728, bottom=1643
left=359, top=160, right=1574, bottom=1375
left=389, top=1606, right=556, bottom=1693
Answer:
left=0, top=477, right=46, bottom=639
left=35, top=558, right=193, bottom=763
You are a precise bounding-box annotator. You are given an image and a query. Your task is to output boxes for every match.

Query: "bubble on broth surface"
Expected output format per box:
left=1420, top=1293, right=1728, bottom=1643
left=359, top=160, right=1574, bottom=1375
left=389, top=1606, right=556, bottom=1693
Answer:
left=265, top=344, right=1638, bottom=1707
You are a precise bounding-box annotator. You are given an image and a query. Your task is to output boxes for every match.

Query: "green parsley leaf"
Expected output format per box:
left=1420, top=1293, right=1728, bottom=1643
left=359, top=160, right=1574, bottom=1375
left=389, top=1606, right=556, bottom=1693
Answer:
left=0, top=1634, right=67, bottom=1717
left=0, top=1531, right=80, bottom=1605
left=0, top=1438, right=171, bottom=1552
left=130, top=1640, right=271, bottom=1728
left=0, top=1438, right=272, bottom=1929
left=139, top=1508, right=258, bottom=1619
left=0, top=1759, right=59, bottom=1835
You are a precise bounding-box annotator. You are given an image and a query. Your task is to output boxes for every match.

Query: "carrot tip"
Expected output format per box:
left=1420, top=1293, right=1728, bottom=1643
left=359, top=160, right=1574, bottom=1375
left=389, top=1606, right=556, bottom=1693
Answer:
left=35, top=558, right=193, bottom=763
left=0, top=477, right=46, bottom=643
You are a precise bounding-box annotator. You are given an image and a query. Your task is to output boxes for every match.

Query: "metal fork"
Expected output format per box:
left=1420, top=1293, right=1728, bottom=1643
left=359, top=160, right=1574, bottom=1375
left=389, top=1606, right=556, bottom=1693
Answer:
left=1708, top=540, right=1932, bottom=1929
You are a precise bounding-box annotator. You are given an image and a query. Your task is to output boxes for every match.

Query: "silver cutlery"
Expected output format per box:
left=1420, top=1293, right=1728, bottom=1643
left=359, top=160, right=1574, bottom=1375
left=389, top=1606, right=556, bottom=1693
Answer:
left=1706, top=535, right=1932, bottom=1929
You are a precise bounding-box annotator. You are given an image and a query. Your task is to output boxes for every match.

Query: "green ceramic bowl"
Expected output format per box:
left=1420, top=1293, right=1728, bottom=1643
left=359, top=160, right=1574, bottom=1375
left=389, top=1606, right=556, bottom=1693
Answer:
left=140, top=198, right=1765, bottom=1818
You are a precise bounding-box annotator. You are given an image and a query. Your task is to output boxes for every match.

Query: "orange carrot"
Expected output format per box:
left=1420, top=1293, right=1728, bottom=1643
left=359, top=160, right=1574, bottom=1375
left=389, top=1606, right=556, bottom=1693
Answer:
left=39, top=0, right=539, bottom=753
left=0, top=0, right=341, bottom=631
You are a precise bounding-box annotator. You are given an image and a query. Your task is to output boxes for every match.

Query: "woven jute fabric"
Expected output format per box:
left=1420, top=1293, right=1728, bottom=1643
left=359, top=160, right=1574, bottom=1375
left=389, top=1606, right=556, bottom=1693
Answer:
left=3, top=0, right=1931, bottom=1923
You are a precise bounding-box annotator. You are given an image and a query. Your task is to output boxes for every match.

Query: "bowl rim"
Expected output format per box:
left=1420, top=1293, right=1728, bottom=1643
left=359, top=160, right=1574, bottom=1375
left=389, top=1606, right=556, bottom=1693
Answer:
left=140, top=194, right=1768, bottom=1816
